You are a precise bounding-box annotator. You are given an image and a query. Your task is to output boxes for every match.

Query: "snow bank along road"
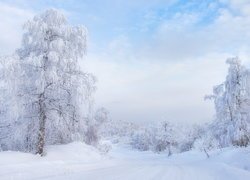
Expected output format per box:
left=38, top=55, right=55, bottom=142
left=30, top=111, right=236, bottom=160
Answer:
left=0, top=142, right=250, bottom=180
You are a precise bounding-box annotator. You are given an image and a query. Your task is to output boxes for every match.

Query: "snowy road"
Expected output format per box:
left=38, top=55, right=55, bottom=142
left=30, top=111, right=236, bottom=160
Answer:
left=0, top=142, right=250, bottom=180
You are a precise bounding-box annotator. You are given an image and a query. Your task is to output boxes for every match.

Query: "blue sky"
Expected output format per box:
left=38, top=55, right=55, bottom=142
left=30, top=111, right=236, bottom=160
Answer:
left=1, top=0, right=250, bottom=124
left=0, top=0, right=225, bottom=53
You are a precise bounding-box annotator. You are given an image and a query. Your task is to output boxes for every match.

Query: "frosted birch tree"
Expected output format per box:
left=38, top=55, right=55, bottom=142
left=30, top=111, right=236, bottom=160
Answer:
left=3, top=9, right=96, bottom=154
left=206, top=57, right=250, bottom=147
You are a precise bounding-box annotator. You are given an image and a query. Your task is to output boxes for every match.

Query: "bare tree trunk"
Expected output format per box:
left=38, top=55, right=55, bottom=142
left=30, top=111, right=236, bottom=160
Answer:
left=204, top=148, right=210, bottom=158
left=36, top=93, right=46, bottom=155
left=167, top=144, right=172, bottom=157
left=227, top=100, right=233, bottom=122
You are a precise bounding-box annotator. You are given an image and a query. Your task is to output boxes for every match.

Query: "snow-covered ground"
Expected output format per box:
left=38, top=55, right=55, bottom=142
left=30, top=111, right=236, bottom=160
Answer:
left=0, top=142, right=250, bottom=180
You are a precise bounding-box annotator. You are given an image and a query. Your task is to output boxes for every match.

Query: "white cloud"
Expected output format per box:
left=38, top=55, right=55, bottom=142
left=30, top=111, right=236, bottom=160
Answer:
left=218, top=0, right=250, bottom=17
left=1, top=0, right=250, bottom=125
left=85, top=51, right=230, bottom=124
left=0, top=2, right=33, bottom=55
left=136, top=1, right=250, bottom=63
left=83, top=1, right=250, bottom=124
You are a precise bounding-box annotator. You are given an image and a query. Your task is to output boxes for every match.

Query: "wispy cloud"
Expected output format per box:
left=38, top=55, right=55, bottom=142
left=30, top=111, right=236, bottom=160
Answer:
left=0, top=2, right=33, bottom=55
left=1, top=0, right=250, bottom=123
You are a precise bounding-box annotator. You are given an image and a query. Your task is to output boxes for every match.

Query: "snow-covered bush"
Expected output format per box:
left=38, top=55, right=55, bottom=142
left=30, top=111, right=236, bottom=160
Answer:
left=129, top=121, right=200, bottom=155
left=100, top=118, right=138, bottom=142
left=130, top=128, right=153, bottom=151
left=85, top=108, right=109, bottom=146
left=193, top=125, right=220, bottom=151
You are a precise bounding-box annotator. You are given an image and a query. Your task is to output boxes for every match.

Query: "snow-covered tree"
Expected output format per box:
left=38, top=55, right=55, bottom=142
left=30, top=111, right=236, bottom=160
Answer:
left=129, top=121, right=198, bottom=155
left=0, top=9, right=96, bottom=154
left=0, top=56, right=12, bottom=149
left=206, top=57, right=250, bottom=148
left=152, top=122, right=176, bottom=155
left=0, top=55, right=21, bottom=151
left=18, top=9, right=96, bottom=154
left=85, top=107, right=109, bottom=146
left=131, top=127, right=153, bottom=151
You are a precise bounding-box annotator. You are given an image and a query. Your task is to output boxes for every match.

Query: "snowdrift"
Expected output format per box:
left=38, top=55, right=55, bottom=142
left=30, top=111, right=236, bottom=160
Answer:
left=0, top=142, right=250, bottom=180
left=0, top=142, right=106, bottom=180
